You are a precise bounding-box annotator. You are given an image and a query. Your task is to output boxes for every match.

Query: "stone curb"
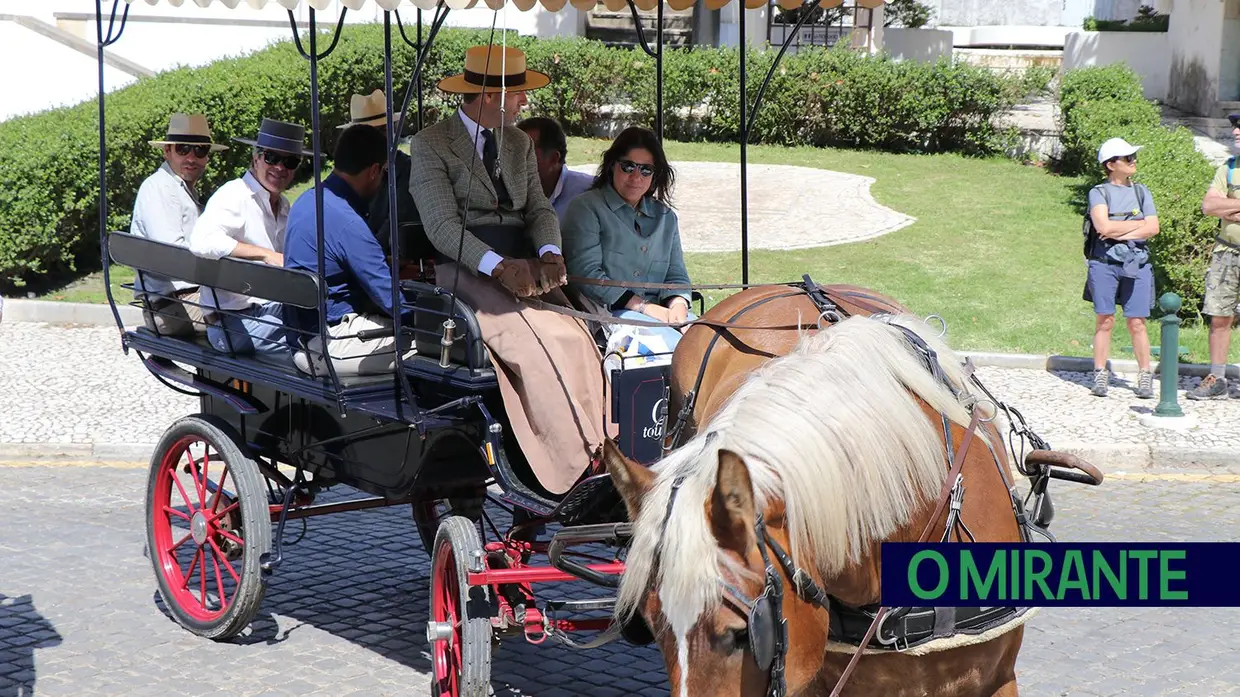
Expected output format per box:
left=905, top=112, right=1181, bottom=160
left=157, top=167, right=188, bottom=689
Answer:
left=2, top=298, right=141, bottom=327
left=960, top=350, right=1240, bottom=380
left=0, top=442, right=153, bottom=463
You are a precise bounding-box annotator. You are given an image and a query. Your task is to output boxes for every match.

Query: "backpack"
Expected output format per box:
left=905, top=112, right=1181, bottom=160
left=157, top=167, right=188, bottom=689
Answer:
left=1082, top=182, right=1149, bottom=260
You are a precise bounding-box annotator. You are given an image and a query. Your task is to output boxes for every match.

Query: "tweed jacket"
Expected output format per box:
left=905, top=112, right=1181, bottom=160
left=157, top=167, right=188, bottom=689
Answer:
left=408, top=113, right=559, bottom=273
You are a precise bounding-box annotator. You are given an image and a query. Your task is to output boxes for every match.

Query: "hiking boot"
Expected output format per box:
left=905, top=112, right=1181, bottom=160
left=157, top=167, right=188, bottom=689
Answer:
left=1187, top=374, right=1229, bottom=400
left=1091, top=369, right=1110, bottom=397
left=1134, top=370, right=1154, bottom=399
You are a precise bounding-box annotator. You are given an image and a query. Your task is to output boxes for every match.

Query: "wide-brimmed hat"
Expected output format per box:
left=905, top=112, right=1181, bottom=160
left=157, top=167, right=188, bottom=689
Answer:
left=1097, top=137, right=1143, bottom=164
left=149, top=113, right=228, bottom=151
left=337, top=89, right=402, bottom=129
left=437, top=45, right=550, bottom=95
left=232, top=118, right=316, bottom=157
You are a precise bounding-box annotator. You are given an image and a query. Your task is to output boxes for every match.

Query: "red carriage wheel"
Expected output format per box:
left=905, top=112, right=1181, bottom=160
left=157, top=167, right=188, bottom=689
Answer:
left=428, top=516, right=492, bottom=697
left=145, top=414, right=272, bottom=640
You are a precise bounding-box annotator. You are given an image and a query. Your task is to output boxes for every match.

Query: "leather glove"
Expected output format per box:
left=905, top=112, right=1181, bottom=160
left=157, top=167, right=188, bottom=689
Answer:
left=494, top=259, right=538, bottom=298
left=536, top=252, right=568, bottom=295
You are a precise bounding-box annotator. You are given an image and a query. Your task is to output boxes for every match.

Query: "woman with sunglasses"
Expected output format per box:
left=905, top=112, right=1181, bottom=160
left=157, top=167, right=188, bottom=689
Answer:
left=563, top=127, right=693, bottom=350
left=1083, top=137, right=1160, bottom=399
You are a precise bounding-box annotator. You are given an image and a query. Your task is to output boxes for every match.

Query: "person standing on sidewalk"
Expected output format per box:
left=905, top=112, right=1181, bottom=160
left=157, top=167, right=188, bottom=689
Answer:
left=1083, top=137, right=1160, bottom=398
left=1187, top=114, right=1240, bottom=400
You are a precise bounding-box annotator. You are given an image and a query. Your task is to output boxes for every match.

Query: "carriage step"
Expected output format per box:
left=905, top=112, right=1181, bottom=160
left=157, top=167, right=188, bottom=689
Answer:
left=544, top=598, right=617, bottom=614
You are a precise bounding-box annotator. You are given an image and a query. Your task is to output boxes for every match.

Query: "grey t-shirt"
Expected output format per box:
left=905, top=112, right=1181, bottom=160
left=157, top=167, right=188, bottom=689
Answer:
left=1088, top=182, right=1157, bottom=221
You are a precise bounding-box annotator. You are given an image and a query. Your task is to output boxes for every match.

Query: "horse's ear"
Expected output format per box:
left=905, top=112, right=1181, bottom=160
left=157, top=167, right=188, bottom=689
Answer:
left=603, top=438, right=654, bottom=519
left=711, top=449, right=757, bottom=557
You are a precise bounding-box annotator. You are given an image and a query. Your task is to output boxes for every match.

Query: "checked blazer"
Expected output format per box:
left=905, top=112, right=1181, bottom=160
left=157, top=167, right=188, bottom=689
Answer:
left=408, top=112, right=560, bottom=272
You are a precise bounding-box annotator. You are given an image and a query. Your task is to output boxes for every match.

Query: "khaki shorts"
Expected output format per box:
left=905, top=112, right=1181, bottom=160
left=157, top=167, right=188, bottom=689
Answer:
left=1202, top=247, right=1240, bottom=317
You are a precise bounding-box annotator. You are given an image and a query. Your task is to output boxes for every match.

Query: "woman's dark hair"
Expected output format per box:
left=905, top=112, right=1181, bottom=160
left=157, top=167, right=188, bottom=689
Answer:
left=592, top=126, right=675, bottom=204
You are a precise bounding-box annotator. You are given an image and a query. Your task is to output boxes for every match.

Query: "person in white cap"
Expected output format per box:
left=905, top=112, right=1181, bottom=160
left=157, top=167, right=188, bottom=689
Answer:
left=1187, top=112, right=1240, bottom=400
left=131, top=113, right=227, bottom=336
left=1083, top=137, right=1160, bottom=398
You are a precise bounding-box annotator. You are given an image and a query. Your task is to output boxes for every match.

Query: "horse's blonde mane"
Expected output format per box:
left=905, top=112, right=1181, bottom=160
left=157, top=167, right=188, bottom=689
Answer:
left=616, top=314, right=989, bottom=636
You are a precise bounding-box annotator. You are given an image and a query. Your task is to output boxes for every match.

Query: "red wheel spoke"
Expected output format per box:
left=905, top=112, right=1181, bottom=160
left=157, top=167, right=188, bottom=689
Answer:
left=205, top=502, right=240, bottom=526
left=169, top=532, right=193, bottom=552
left=215, top=528, right=245, bottom=548
left=207, top=465, right=231, bottom=513
left=181, top=547, right=203, bottom=592
left=200, top=448, right=212, bottom=508
left=198, top=548, right=208, bottom=607
left=163, top=506, right=191, bottom=522
left=183, top=448, right=207, bottom=510
left=207, top=544, right=230, bottom=610
left=207, top=538, right=242, bottom=584
left=170, top=468, right=197, bottom=515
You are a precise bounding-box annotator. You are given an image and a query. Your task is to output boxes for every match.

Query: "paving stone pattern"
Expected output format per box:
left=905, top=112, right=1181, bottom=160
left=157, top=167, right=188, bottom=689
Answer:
left=0, top=465, right=1237, bottom=696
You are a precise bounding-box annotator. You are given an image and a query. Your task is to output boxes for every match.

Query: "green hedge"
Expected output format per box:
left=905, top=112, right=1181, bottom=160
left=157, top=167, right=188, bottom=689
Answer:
left=1058, top=64, right=1217, bottom=314
left=0, top=24, right=1024, bottom=289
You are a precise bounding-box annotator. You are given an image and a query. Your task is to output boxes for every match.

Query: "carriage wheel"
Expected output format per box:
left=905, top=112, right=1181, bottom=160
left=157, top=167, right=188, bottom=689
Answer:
left=428, top=516, right=492, bottom=697
left=412, top=492, right=485, bottom=554
left=145, top=415, right=272, bottom=640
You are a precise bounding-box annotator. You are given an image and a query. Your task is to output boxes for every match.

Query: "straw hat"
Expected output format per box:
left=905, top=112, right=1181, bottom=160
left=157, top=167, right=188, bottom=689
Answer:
left=437, top=45, right=550, bottom=95
left=149, top=113, right=228, bottom=151
left=337, top=89, right=402, bottom=129
left=232, top=118, right=316, bottom=157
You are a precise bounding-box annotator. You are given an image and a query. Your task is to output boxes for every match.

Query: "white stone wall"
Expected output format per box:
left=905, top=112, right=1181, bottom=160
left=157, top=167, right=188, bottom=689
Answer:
left=1063, top=30, right=1170, bottom=100
left=881, top=27, right=953, bottom=62
left=1167, top=0, right=1225, bottom=115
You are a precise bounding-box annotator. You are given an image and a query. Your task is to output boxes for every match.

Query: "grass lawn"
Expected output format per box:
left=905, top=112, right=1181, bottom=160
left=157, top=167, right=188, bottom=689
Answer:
left=31, top=137, right=1233, bottom=364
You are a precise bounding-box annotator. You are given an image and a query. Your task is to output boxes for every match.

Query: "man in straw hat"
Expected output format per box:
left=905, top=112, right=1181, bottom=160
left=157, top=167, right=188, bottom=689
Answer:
left=408, top=44, right=609, bottom=497
left=131, top=113, right=227, bottom=336
left=191, top=117, right=313, bottom=358
left=337, top=89, right=418, bottom=253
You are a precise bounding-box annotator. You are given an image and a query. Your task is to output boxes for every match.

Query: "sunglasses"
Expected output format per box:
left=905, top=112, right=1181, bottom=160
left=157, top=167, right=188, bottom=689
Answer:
left=617, top=159, right=655, bottom=178
left=174, top=143, right=212, bottom=158
left=260, top=149, right=302, bottom=170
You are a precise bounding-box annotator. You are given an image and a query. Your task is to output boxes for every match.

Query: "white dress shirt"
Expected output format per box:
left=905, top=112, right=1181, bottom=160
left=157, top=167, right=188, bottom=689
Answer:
left=456, top=109, right=560, bottom=276
left=190, top=171, right=289, bottom=311
left=130, top=162, right=202, bottom=296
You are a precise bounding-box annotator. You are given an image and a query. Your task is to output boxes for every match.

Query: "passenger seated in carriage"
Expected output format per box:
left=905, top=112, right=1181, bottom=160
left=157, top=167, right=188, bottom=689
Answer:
left=130, top=113, right=227, bottom=337
left=190, top=118, right=312, bottom=358
left=337, top=89, right=419, bottom=257
left=407, top=45, right=610, bottom=496
left=516, top=116, right=592, bottom=222
left=563, top=127, right=694, bottom=352
left=283, top=124, right=417, bottom=376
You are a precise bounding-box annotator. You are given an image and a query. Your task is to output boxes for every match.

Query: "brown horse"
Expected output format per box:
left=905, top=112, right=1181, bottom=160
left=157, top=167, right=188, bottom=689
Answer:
left=603, top=284, right=1029, bottom=697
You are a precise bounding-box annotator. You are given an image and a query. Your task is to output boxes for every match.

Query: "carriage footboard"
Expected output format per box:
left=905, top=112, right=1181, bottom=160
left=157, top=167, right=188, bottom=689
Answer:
left=546, top=523, right=632, bottom=588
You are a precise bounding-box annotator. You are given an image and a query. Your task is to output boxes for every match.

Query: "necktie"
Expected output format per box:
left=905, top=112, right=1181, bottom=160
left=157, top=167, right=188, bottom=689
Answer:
left=481, top=128, right=511, bottom=207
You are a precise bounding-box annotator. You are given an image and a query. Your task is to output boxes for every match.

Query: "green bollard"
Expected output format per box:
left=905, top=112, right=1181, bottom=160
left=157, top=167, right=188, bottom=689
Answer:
left=1154, top=292, right=1184, bottom=418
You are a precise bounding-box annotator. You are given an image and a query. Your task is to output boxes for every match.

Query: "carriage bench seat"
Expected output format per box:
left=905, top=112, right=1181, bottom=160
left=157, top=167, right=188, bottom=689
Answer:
left=107, top=231, right=497, bottom=397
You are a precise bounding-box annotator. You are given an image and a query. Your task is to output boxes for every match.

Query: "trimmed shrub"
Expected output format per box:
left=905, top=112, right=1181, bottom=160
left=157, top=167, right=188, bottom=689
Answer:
left=0, top=25, right=1024, bottom=289
left=1058, top=64, right=1218, bottom=314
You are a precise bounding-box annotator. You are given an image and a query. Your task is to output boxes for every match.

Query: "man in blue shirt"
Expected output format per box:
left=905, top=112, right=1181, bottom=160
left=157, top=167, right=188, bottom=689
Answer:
left=517, top=116, right=593, bottom=222
left=284, top=124, right=415, bottom=376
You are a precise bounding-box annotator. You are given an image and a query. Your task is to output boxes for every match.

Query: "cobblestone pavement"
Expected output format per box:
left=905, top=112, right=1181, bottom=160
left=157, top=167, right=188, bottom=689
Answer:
left=5, top=322, right=1240, bottom=463
left=568, top=161, right=917, bottom=253
left=0, top=464, right=1237, bottom=696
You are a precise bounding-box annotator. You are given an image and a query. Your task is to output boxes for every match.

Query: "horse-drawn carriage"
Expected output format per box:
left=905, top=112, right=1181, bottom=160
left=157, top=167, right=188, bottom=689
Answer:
left=92, top=1, right=1104, bottom=695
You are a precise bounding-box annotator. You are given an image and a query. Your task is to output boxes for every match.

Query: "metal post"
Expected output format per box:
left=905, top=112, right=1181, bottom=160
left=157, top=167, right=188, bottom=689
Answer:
left=656, top=0, right=664, bottom=140
left=1154, top=292, right=1184, bottom=418
left=738, top=0, right=749, bottom=286
left=416, top=9, right=424, bottom=132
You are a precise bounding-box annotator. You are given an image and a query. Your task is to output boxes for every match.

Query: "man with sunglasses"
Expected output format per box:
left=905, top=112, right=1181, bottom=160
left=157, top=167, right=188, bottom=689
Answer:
left=1188, top=113, right=1240, bottom=399
left=131, top=113, right=227, bottom=336
left=190, top=118, right=313, bottom=357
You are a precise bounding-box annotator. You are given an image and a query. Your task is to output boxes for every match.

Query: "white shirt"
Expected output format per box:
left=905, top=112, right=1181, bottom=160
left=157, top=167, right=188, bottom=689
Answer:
left=130, top=162, right=202, bottom=296
left=456, top=109, right=560, bottom=276
left=190, top=171, right=289, bottom=310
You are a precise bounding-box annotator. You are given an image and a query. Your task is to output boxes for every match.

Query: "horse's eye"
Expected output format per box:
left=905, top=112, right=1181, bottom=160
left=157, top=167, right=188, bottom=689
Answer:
left=728, top=627, right=749, bottom=653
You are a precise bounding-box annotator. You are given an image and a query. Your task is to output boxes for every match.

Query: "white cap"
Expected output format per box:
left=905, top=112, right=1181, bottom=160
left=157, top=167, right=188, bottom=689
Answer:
left=1097, top=137, right=1143, bottom=164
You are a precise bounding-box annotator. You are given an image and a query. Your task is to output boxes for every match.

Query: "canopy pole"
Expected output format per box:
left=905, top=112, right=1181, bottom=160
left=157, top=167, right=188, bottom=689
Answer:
left=416, top=9, right=425, bottom=132
left=384, top=10, right=417, bottom=413
left=306, top=9, right=345, bottom=408
left=656, top=0, right=664, bottom=140
left=738, top=1, right=749, bottom=286
left=97, top=0, right=130, bottom=337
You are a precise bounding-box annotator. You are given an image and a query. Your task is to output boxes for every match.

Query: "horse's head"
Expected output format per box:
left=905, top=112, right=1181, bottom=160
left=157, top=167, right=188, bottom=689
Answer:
left=605, top=440, right=833, bottom=697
